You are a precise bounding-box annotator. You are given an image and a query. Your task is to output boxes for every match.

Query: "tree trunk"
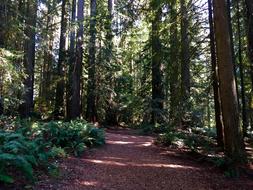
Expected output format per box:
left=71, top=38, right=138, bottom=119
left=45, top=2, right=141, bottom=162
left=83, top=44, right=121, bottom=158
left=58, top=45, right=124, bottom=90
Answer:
left=86, top=0, right=98, bottom=122
left=68, top=0, right=84, bottom=119
left=227, top=0, right=240, bottom=104
left=67, top=0, right=76, bottom=120
left=236, top=0, right=248, bottom=137
left=55, top=0, right=67, bottom=118
left=0, top=96, right=3, bottom=115
left=0, top=2, right=6, bottom=47
left=151, top=1, right=164, bottom=124
left=245, top=1, right=253, bottom=88
left=104, top=0, right=118, bottom=125
left=20, top=0, right=37, bottom=117
left=40, top=1, right=54, bottom=107
left=208, top=0, right=224, bottom=148
left=213, top=0, right=245, bottom=163
left=169, top=1, right=181, bottom=127
left=180, top=0, right=191, bottom=120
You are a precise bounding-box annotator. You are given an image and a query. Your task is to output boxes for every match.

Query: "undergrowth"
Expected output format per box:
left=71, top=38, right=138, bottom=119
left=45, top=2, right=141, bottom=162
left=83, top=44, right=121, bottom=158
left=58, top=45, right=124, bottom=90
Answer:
left=0, top=118, right=105, bottom=184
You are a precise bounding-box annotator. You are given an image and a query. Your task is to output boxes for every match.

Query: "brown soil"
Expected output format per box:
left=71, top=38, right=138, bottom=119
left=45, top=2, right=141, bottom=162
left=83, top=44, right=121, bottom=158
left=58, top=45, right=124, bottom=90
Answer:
left=34, top=129, right=253, bottom=190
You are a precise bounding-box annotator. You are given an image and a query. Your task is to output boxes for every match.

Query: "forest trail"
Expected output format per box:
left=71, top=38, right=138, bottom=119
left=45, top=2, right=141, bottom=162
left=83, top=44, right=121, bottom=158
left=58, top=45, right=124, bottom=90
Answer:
left=36, top=129, right=253, bottom=190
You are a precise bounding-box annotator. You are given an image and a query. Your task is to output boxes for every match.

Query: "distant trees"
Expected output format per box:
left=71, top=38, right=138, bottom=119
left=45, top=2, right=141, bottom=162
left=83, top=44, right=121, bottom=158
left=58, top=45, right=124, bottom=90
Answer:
left=0, top=0, right=251, bottom=166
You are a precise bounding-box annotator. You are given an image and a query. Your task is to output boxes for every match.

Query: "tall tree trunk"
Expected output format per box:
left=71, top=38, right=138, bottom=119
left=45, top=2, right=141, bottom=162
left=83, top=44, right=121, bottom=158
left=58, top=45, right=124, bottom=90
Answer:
left=213, top=0, right=245, bottom=164
left=208, top=0, right=224, bottom=148
left=151, top=1, right=164, bottom=124
left=105, top=0, right=118, bottom=125
left=55, top=0, right=67, bottom=118
left=236, top=0, right=248, bottom=137
left=0, top=2, right=6, bottom=47
left=169, top=0, right=181, bottom=127
left=68, top=0, right=84, bottom=119
left=245, top=0, right=253, bottom=132
left=245, top=1, right=253, bottom=88
left=227, top=0, right=240, bottom=104
left=107, top=0, right=113, bottom=55
left=0, top=95, right=3, bottom=115
left=180, top=0, right=190, bottom=110
left=86, top=0, right=98, bottom=122
left=20, top=0, right=37, bottom=117
left=67, top=0, right=76, bottom=120
left=40, top=1, right=54, bottom=107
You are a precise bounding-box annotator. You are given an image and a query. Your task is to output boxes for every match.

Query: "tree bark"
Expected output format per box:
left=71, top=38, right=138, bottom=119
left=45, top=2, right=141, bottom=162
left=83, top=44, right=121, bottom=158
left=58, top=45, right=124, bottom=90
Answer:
left=68, top=0, right=84, bottom=119
left=151, top=1, right=164, bottom=124
left=0, top=96, right=3, bottom=115
left=67, top=0, right=76, bottom=120
left=180, top=0, right=191, bottom=113
left=104, top=0, right=118, bottom=125
left=169, top=0, right=181, bottom=127
left=227, top=0, right=240, bottom=104
left=86, top=0, right=98, bottom=122
left=236, top=0, right=248, bottom=137
left=40, top=1, right=54, bottom=106
left=208, top=0, right=224, bottom=148
left=213, top=0, right=245, bottom=163
left=245, top=0, right=253, bottom=88
left=20, top=0, right=37, bottom=117
left=0, top=2, right=6, bottom=47
left=55, top=0, right=67, bottom=118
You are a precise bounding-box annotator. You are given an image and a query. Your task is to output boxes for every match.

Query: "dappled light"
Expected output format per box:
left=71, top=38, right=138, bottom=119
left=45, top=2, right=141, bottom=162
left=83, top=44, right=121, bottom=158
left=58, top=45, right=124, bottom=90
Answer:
left=107, top=140, right=135, bottom=145
left=79, top=181, right=99, bottom=187
left=84, top=158, right=198, bottom=170
left=1, top=0, right=253, bottom=189
left=33, top=131, right=252, bottom=190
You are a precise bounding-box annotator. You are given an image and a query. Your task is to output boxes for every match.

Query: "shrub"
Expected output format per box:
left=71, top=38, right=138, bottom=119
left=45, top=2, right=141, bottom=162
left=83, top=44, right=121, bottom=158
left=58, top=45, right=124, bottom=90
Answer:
left=157, top=132, right=178, bottom=146
left=40, top=120, right=105, bottom=156
left=0, top=131, right=51, bottom=183
left=0, top=119, right=105, bottom=184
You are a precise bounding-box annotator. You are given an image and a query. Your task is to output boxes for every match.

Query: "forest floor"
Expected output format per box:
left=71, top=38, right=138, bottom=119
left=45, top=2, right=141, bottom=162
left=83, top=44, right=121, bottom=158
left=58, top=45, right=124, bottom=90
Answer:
left=34, top=129, right=253, bottom=190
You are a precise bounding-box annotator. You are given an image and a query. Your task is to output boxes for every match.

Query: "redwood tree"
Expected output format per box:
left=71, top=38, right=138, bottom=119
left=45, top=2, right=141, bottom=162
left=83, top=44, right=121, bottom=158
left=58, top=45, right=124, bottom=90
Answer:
left=213, top=0, right=245, bottom=163
left=151, top=0, right=164, bottom=124
left=208, top=0, right=224, bottom=148
left=86, top=0, right=98, bottom=122
left=67, top=0, right=77, bottom=120
left=20, top=0, right=37, bottom=117
left=55, top=0, right=67, bottom=118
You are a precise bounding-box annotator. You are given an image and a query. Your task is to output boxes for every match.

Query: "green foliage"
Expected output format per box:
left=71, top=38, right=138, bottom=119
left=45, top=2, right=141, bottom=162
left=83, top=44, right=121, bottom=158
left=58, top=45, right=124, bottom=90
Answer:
left=0, top=48, right=25, bottom=114
left=0, top=119, right=105, bottom=184
left=139, top=123, right=167, bottom=135
left=209, top=157, right=226, bottom=168
left=184, top=135, right=198, bottom=151
left=40, top=120, right=105, bottom=156
left=156, top=127, right=214, bottom=153
left=157, top=132, right=178, bottom=146
left=0, top=131, right=40, bottom=183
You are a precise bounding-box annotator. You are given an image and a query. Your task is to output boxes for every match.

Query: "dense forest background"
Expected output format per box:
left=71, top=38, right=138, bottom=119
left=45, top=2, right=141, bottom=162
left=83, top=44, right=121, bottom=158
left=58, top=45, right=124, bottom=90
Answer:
left=1, top=0, right=253, bottom=183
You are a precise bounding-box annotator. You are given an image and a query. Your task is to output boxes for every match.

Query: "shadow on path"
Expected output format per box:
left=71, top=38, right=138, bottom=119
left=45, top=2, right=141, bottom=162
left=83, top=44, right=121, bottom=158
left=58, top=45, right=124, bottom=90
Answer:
left=36, top=130, right=253, bottom=190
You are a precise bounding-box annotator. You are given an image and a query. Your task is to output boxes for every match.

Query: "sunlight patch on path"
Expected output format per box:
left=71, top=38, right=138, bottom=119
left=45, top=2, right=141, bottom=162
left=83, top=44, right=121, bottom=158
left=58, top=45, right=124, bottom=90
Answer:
left=83, top=158, right=199, bottom=170
left=107, top=140, right=135, bottom=145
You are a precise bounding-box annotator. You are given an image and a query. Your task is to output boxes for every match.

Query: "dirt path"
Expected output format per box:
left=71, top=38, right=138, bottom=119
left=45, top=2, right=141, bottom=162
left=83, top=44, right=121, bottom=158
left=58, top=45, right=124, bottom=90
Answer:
left=36, top=130, right=253, bottom=190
